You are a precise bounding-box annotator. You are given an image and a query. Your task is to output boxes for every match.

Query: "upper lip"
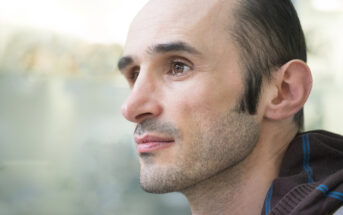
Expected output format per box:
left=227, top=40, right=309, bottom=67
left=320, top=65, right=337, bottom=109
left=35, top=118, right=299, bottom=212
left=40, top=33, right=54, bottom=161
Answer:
left=134, top=134, right=175, bottom=145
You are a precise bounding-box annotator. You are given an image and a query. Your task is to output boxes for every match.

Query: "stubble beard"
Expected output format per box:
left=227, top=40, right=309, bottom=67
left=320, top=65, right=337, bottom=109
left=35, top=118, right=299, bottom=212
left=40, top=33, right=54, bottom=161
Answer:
left=137, top=107, right=260, bottom=194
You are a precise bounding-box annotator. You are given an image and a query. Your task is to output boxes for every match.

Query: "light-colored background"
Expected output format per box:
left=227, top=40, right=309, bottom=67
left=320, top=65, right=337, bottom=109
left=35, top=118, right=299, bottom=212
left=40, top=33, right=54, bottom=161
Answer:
left=0, top=0, right=342, bottom=214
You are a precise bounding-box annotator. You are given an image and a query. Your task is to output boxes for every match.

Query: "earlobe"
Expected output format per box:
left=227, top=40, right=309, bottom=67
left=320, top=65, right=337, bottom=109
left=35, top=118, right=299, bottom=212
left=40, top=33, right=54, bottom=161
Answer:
left=265, top=60, right=313, bottom=121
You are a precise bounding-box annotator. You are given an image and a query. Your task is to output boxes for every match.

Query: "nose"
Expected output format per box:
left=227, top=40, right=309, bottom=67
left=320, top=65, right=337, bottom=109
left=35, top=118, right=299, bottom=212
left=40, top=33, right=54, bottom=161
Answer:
left=121, top=74, right=162, bottom=123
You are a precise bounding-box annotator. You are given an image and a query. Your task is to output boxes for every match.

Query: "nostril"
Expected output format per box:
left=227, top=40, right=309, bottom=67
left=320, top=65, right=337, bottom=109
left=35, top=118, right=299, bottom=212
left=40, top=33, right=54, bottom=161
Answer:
left=135, top=112, right=153, bottom=121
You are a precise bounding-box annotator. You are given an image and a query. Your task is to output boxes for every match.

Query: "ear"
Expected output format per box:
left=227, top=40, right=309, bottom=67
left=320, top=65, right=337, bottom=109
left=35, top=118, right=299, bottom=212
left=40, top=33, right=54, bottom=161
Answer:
left=264, top=60, right=313, bottom=120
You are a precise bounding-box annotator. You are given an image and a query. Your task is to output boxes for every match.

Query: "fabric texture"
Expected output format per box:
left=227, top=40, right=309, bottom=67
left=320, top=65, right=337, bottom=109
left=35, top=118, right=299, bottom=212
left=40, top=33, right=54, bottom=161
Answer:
left=261, top=130, right=343, bottom=215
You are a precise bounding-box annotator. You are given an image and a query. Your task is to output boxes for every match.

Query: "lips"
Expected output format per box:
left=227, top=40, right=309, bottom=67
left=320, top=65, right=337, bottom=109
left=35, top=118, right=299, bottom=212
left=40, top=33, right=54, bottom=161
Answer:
left=134, top=135, right=175, bottom=153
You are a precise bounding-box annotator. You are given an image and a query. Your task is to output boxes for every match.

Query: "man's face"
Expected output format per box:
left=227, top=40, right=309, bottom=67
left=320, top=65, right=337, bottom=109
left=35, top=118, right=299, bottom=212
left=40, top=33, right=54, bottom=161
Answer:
left=120, top=0, right=261, bottom=193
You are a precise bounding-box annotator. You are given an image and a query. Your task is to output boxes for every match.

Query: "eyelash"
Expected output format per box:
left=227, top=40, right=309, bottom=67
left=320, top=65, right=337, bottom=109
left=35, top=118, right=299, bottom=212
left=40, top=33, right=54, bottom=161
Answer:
left=126, top=57, right=193, bottom=84
left=167, top=57, right=193, bottom=76
left=127, top=66, right=139, bottom=83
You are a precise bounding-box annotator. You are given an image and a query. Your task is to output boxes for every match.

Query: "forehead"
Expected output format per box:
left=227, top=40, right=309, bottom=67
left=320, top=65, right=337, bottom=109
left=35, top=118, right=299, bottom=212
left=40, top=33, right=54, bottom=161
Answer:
left=124, top=0, right=237, bottom=56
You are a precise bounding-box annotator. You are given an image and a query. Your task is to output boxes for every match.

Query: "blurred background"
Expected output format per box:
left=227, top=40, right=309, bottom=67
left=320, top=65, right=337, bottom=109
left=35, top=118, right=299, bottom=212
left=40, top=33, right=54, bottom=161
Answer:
left=0, top=0, right=342, bottom=214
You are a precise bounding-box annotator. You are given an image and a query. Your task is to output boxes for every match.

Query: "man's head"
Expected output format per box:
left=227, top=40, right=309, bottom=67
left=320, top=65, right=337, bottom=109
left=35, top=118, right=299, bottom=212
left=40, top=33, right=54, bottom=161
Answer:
left=119, top=0, right=312, bottom=194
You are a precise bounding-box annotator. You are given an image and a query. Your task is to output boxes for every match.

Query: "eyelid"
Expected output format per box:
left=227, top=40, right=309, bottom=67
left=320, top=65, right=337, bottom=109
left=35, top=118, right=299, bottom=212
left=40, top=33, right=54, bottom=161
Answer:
left=123, top=56, right=194, bottom=84
left=168, top=56, right=194, bottom=69
left=125, top=66, right=140, bottom=85
left=165, top=57, right=194, bottom=79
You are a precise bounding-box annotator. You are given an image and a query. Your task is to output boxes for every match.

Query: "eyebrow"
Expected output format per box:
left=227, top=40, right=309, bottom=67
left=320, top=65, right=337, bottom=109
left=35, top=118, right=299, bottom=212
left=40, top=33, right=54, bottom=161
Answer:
left=117, top=41, right=201, bottom=72
left=147, top=41, right=201, bottom=56
left=117, top=56, right=134, bottom=72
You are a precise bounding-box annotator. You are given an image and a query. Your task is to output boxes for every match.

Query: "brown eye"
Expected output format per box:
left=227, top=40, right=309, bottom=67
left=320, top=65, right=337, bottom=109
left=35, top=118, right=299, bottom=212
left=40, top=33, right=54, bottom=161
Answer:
left=170, top=62, right=191, bottom=76
left=128, top=66, right=140, bottom=82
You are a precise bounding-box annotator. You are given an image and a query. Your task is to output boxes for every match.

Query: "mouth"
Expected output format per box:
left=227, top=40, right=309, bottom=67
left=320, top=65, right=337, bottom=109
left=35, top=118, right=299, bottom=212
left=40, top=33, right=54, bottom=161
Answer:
left=134, top=134, right=175, bottom=153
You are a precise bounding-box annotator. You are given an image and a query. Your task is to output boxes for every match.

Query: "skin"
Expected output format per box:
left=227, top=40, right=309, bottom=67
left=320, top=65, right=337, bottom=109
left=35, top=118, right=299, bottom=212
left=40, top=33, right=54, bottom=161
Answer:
left=120, top=0, right=313, bottom=214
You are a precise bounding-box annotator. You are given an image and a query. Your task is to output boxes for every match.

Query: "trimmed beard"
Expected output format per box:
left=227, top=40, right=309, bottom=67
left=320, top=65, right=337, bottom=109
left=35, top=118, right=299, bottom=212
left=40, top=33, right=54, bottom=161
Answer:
left=136, top=106, right=260, bottom=194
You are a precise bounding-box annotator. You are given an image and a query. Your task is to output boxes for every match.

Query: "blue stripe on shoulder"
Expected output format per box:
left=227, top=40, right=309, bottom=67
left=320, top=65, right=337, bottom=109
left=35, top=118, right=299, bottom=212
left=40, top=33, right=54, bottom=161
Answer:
left=302, top=134, right=314, bottom=183
left=327, top=194, right=343, bottom=201
left=265, top=183, right=274, bottom=215
left=331, top=192, right=343, bottom=197
left=316, top=184, right=343, bottom=202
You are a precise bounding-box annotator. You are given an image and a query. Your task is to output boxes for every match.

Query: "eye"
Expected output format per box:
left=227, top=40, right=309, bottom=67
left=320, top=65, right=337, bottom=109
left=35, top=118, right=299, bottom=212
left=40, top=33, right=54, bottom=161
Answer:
left=127, top=66, right=140, bottom=83
left=169, top=61, right=192, bottom=76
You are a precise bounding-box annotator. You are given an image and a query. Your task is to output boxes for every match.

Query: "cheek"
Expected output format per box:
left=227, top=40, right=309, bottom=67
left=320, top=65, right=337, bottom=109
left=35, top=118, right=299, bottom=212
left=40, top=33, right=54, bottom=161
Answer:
left=162, top=79, right=241, bottom=140
left=174, top=80, right=240, bottom=117
left=158, top=65, right=244, bottom=140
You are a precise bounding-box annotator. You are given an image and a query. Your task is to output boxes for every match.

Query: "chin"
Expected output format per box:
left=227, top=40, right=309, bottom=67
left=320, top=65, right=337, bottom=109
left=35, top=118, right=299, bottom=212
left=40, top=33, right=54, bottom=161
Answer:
left=140, top=180, right=177, bottom=194
left=139, top=165, right=194, bottom=194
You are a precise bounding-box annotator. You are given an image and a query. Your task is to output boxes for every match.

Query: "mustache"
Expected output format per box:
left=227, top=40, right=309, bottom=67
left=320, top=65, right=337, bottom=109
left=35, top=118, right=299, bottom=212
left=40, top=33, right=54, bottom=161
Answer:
left=134, top=119, right=181, bottom=138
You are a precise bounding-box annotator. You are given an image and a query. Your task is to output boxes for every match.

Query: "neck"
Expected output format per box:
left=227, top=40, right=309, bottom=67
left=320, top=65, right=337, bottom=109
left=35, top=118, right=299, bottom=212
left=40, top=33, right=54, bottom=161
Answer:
left=181, top=121, right=298, bottom=215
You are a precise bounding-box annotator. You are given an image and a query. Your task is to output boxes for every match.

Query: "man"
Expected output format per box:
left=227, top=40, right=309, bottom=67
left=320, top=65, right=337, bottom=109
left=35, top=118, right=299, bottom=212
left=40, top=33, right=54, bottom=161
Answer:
left=118, top=0, right=343, bottom=214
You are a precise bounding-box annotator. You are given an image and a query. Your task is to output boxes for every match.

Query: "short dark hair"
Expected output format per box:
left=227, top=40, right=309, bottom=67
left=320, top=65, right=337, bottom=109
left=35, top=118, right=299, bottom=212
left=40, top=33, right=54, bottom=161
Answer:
left=230, top=0, right=307, bottom=130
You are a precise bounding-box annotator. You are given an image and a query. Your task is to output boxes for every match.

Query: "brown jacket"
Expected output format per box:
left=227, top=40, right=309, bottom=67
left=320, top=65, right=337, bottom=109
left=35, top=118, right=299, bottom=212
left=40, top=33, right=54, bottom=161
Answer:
left=261, top=130, right=343, bottom=215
